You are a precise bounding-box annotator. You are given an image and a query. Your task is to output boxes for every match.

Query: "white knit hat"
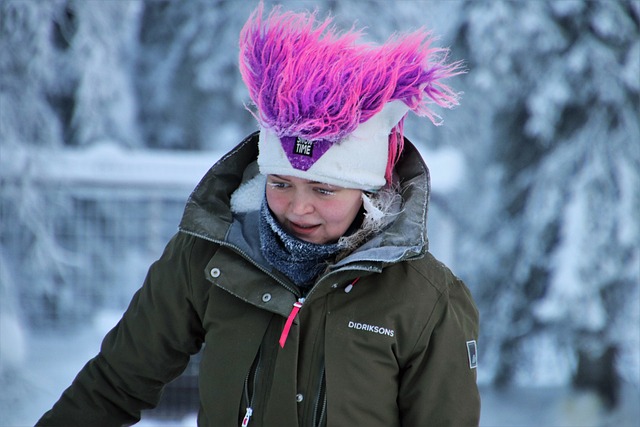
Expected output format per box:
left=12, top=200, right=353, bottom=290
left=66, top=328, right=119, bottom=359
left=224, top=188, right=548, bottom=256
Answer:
left=257, top=101, right=409, bottom=191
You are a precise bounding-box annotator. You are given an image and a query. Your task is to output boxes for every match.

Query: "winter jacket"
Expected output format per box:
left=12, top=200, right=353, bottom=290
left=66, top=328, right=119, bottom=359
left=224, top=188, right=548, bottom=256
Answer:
left=37, top=132, right=480, bottom=427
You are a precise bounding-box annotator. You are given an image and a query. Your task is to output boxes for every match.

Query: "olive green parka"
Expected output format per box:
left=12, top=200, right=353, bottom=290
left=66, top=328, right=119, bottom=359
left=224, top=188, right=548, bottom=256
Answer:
left=37, top=132, right=480, bottom=427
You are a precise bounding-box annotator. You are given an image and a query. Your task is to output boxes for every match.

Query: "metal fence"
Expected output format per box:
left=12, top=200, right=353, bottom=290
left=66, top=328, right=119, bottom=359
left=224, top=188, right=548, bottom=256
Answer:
left=1, top=146, right=218, bottom=419
left=1, top=146, right=217, bottom=328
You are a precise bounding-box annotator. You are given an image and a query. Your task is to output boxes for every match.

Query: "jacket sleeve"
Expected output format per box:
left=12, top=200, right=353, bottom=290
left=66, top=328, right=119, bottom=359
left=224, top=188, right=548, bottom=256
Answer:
left=36, top=232, right=209, bottom=427
left=398, top=274, right=481, bottom=426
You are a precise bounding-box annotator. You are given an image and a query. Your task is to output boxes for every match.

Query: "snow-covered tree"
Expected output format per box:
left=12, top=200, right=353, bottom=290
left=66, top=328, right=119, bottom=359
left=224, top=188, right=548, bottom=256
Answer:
left=70, top=1, right=143, bottom=147
left=134, top=0, right=253, bottom=151
left=1, top=0, right=142, bottom=148
left=1, top=0, right=64, bottom=148
left=450, top=0, right=639, bottom=405
left=1, top=0, right=68, bottom=329
left=1, top=0, right=143, bottom=329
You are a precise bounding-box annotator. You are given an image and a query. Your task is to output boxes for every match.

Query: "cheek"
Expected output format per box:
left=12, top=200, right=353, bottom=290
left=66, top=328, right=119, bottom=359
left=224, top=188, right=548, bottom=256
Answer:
left=322, top=198, right=361, bottom=227
left=265, top=190, right=287, bottom=217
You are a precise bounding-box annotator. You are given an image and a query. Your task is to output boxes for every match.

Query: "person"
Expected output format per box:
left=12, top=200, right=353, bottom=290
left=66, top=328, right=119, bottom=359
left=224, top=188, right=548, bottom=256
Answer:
left=37, top=3, right=480, bottom=426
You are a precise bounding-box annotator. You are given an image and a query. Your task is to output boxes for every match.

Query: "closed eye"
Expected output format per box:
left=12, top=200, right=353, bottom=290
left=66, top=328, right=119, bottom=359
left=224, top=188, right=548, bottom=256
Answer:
left=267, top=181, right=289, bottom=190
left=314, top=187, right=335, bottom=196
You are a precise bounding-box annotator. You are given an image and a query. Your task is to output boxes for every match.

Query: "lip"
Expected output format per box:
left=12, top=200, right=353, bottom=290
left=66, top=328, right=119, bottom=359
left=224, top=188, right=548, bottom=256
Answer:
left=288, top=220, right=320, bottom=237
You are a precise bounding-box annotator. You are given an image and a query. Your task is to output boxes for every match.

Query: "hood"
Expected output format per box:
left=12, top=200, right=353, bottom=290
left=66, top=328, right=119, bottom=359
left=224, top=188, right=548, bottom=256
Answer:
left=179, top=131, right=430, bottom=272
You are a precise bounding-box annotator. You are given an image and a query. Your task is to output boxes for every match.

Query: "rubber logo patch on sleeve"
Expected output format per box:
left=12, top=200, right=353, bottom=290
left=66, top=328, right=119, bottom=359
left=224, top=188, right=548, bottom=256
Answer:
left=466, top=340, right=478, bottom=369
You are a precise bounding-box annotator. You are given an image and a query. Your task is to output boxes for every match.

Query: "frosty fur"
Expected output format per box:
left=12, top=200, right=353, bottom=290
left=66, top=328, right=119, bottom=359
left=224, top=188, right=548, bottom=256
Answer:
left=337, top=186, right=402, bottom=253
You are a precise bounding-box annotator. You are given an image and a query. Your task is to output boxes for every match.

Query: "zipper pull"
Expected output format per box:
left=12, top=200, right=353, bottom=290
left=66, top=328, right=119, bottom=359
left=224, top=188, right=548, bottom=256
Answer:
left=279, top=298, right=305, bottom=348
left=241, top=407, right=253, bottom=426
left=345, top=277, right=360, bottom=293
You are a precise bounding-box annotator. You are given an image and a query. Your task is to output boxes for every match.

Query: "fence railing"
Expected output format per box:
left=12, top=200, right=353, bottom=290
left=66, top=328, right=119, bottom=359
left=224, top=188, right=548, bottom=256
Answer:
left=1, top=143, right=221, bottom=328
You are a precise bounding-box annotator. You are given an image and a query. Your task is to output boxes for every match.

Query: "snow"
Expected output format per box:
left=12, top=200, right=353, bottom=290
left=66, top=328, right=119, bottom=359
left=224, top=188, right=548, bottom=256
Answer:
left=533, top=186, right=596, bottom=326
left=32, top=141, right=222, bottom=189
left=0, top=313, right=26, bottom=372
left=418, top=145, right=466, bottom=192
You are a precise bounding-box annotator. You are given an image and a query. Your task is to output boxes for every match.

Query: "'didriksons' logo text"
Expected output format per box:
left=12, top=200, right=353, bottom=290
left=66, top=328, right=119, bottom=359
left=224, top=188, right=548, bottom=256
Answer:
left=348, top=321, right=395, bottom=337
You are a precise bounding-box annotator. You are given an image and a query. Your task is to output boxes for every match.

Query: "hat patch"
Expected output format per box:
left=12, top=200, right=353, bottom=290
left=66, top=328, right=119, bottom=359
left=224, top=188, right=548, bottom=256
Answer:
left=294, top=137, right=314, bottom=156
left=281, top=136, right=333, bottom=171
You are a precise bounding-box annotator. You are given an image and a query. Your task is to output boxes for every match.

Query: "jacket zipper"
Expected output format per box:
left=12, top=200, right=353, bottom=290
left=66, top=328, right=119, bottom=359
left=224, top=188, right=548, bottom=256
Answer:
left=241, top=408, right=253, bottom=427
left=279, top=276, right=360, bottom=348
left=306, top=278, right=357, bottom=426
left=241, top=348, right=262, bottom=427
left=182, top=230, right=366, bottom=423
left=312, top=367, right=327, bottom=427
left=279, top=276, right=361, bottom=347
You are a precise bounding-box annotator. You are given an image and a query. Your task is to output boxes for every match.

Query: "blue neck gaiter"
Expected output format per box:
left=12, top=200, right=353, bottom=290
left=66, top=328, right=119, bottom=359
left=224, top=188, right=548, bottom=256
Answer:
left=259, top=198, right=341, bottom=288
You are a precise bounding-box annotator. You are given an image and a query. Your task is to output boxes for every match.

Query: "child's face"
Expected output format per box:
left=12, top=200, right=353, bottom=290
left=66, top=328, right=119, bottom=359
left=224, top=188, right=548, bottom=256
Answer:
left=265, top=175, right=363, bottom=245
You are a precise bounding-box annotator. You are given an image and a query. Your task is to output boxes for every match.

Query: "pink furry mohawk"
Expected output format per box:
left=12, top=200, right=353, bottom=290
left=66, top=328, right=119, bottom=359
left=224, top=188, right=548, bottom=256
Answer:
left=240, top=2, right=463, bottom=185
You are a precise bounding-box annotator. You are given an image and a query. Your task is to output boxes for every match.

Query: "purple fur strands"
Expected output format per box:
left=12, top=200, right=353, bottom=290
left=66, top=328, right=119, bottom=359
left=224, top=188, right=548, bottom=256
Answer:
left=239, top=2, right=463, bottom=144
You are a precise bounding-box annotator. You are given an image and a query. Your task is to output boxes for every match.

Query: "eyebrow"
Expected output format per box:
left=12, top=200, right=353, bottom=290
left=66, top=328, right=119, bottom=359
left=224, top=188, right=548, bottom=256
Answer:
left=271, top=175, right=327, bottom=186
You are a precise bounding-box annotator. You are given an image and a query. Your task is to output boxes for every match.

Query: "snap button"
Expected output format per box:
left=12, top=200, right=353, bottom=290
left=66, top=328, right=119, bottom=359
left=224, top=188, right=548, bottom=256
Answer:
left=262, top=293, right=272, bottom=303
left=296, top=393, right=304, bottom=403
left=210, top=267, right=220, bottom=278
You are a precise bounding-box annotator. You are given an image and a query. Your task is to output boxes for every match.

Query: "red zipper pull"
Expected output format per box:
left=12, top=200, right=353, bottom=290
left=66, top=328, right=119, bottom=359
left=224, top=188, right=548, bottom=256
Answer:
left=279, top=298, right=304, bottom=348
left=345, top=277, right=360, bottom=293
left=241, top=407, right=253, bottom=426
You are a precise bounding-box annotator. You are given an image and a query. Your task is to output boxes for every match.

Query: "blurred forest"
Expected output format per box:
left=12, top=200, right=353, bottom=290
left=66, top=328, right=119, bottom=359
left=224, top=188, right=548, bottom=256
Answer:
left=1, top=0, right=639, bottom=420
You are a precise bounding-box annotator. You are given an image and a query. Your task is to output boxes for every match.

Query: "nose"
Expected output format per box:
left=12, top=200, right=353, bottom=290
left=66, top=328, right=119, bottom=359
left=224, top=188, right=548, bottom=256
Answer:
left=290, top=190, right=314, bottom=215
